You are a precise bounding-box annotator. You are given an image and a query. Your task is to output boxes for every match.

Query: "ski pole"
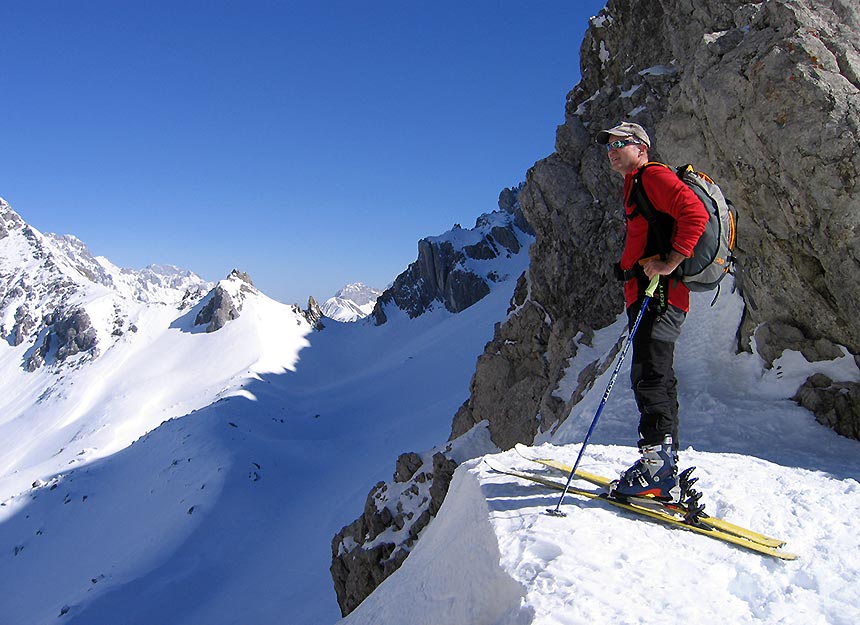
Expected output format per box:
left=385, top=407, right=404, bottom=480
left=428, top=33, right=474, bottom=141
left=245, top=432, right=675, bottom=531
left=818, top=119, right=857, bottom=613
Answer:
left=545, top=274, right=660, bottom=517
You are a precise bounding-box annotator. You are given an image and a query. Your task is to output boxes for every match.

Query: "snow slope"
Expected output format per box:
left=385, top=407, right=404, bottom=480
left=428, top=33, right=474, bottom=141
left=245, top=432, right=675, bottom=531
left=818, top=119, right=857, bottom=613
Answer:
left=339, top=285, right=860, bottom=625
left=0, top=252, right=528, bottom=625
left=3, top=190, right=858, bottom=624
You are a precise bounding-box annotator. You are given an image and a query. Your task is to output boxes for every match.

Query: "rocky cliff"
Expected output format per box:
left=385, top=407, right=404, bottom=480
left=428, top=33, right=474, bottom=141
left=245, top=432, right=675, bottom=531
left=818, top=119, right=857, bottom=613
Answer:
left=332, top=0, right=860, bottom=614
left=371, top=186, right=533, bottom=324
left=456, top=0, right=860, bottom=450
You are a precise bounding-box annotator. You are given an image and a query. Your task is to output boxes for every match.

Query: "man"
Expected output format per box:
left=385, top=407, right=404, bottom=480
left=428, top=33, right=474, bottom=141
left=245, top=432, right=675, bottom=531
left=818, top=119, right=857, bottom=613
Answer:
left=596, top=121, right=709, bottom=502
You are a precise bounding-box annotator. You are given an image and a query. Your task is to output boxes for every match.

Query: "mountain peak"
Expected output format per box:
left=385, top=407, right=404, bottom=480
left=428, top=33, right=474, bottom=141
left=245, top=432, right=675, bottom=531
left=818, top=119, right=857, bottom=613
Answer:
left=0, top=200, right=212, bottom=371
left=322, top=282, right=383, bottom=322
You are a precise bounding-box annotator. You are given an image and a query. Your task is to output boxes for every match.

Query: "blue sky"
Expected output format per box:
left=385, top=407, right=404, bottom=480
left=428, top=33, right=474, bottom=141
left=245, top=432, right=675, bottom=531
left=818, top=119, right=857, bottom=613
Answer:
left=1, top=1, right=605, bottom=304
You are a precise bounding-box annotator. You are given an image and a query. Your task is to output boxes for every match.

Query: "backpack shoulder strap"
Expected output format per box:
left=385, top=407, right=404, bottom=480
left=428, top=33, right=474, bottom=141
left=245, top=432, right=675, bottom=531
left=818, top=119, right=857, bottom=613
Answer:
left=628, top=162, right=670, bottom=220
left=629, top=161, right=673, bottom=257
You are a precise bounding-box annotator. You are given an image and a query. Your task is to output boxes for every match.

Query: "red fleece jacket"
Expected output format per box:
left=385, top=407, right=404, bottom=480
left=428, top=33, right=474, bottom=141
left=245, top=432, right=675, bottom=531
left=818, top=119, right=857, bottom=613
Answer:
left=620, top=163, right=709, bottom=312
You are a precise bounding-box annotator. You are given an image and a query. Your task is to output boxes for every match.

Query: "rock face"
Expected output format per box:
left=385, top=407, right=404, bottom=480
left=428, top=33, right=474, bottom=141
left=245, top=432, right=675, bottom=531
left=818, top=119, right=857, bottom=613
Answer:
left=26, top=307, right=99, bottom=371
left=794, top=372, right=860, bottom=440
left=371, top=187, right=533, bottom=324
left=456, top=0, right=860, bottom=449
left=330, top=451, right=457, bottom=616
left=195, top=286, right=240, bottom=332
left=302, top=296, right=326, bottom=329
left=331, top=0, right=860, bottom=615
left=194, top=270, right=257, bottom=332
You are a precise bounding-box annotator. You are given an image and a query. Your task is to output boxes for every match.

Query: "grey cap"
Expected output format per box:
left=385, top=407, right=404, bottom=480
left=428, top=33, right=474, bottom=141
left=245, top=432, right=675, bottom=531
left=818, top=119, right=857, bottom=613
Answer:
left=596, top=122, right=651, bottom=147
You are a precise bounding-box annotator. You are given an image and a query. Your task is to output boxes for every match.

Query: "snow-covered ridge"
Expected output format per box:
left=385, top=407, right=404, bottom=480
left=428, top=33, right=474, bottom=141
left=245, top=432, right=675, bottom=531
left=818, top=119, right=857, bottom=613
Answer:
left=95, top=256, right=212, bottom=305
left=0, top=200, right=212, bottom=372
left=1, top=192, right=529, bottom=624
left=341, top=443, right=859, bottom=624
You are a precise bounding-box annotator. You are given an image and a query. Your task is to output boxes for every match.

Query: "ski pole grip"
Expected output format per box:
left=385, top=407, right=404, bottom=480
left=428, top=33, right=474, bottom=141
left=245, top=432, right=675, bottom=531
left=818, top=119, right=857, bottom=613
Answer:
left=645, top=274, right=660, bottom=298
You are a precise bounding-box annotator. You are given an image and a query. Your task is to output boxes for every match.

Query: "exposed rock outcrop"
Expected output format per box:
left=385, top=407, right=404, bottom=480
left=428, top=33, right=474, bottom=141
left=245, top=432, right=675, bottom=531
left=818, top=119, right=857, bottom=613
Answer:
left=303, top=296, right=325, bottom=329
left=26, top=307, right=99, bottom=371
left=194, top=270, right=255, bottom=332
left=195, top=286, right=240, bottom=332
left=330, top=451, right=457, bottom=616
left=794, top=372, right=860, bottom=440
left=371, top=237, right=488, bottom=323
left=332, top=0, right=860, bottom=614
left=371, top=190, right=533, bottom=324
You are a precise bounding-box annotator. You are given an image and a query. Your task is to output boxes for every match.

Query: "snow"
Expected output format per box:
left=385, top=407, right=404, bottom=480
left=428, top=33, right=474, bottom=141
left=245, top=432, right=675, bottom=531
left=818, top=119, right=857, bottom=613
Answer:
left=639, top=64, right=678, bottom=77
left=598, top=40, right=610, bottom=68
left=0, top=202, right=527, bottom=624
left=0, top=293, right=501, bottom=623
left=626, top=104, right=647, bottom=117
left=590, top=14, right=613, bottom=29
left=321, top=283, right=383, bottom=322
left=339, top=284, right=860, bottom=625
left=620, top=84, right=641, bottom=98
left=2, top=193, right=860, bottom=624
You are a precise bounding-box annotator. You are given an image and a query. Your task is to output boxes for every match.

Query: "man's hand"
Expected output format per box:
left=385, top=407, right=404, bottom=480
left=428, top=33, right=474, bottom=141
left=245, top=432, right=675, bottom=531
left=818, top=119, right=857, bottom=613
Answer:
left=642, top=251, right=686, bottom=279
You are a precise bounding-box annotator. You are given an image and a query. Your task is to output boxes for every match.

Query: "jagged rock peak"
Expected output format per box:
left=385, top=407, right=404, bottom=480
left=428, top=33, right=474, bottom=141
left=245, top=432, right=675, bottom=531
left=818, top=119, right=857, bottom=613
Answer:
left=193, top=270, right=256, bottom=333
left=303, top=296, right=325, bottom=329
left=370, top=195, right=533, bottom=325
left=497, top=182, right=527, bottom=217
left=228, top=268, right=254, bottom=286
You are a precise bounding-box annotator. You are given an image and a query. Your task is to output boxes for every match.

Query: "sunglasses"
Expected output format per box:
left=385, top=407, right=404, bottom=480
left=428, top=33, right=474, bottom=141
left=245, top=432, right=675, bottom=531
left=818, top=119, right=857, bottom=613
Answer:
left=606, top=138, right=641, bottom=150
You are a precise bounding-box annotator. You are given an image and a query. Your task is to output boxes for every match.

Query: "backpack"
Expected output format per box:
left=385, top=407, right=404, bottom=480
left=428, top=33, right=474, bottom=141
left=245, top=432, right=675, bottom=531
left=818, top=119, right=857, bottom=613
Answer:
left=631, top=162, right=738, bottom=292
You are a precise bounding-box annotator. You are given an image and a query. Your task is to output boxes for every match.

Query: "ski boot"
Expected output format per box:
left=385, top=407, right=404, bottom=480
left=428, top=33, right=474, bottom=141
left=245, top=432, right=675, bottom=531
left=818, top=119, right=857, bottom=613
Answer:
left=609, top=437, right=680, bottom=503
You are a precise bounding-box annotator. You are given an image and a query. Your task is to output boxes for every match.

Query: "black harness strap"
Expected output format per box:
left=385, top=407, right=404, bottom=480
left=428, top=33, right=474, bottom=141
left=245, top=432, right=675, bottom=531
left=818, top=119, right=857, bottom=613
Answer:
left=629, top=163, right=675, bottom=260
left=626, top=163, right=677, bottom=309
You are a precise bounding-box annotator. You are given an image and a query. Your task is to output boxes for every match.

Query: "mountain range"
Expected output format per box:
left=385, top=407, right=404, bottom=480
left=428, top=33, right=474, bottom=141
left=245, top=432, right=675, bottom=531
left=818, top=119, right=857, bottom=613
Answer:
left=2, top=0, right=859, bottom=622
left=0, top=192, right=533, bottom=624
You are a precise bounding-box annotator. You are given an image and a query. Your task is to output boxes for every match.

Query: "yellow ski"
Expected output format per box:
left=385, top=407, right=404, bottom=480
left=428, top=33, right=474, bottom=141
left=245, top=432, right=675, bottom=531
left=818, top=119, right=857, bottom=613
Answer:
left=486, top=460, right=797, bottom=561
left=513, top=444, right=787, bottom=550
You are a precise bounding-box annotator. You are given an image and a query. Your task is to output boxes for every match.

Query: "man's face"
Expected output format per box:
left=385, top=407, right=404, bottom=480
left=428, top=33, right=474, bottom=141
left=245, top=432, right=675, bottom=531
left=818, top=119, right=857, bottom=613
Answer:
left=606, top=134, right=646, bottom=176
